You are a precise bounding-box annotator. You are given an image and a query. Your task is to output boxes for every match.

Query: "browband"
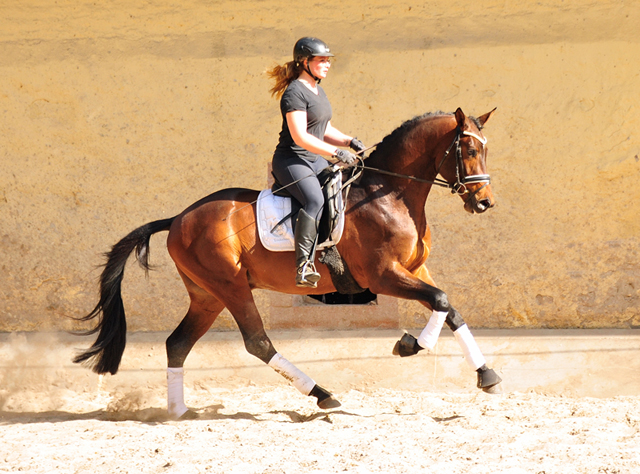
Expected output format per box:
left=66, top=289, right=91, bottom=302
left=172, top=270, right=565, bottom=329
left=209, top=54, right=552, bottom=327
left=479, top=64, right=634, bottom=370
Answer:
left=462, top=130, right=488, bottom=145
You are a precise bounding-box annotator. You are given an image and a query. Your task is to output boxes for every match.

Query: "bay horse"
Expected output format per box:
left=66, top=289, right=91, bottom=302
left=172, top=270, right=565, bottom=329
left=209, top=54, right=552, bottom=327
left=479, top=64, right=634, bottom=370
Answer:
left=74, top=107, right=501, bottom=419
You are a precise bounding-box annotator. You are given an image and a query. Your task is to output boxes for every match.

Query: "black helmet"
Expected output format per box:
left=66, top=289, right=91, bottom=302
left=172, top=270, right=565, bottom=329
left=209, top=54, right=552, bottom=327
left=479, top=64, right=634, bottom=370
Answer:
left=293, top=37, right=334, bottom=64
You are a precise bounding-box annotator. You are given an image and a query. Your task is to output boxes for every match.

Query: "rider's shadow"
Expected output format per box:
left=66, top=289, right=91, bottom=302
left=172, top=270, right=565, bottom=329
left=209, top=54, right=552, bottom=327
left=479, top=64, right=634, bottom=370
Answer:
left=189, top=404, right=259, bottom=421
left=268, top=409, right=373, bottom=424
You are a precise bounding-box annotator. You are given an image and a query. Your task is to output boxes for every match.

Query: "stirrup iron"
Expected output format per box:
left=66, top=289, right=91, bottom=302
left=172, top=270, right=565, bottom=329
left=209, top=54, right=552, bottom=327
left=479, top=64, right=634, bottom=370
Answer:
left=296, top=260, right=321, bottom=288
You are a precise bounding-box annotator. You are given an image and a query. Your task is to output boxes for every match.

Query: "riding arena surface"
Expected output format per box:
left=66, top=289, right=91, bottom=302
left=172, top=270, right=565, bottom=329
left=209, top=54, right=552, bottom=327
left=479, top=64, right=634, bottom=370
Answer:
left=1, top=331, right=638, bottom=473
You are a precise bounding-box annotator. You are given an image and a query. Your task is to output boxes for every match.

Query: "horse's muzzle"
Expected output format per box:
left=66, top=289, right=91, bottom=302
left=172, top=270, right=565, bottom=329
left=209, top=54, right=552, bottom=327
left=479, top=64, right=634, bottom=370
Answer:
left=464, top=194, right=495, bottom=214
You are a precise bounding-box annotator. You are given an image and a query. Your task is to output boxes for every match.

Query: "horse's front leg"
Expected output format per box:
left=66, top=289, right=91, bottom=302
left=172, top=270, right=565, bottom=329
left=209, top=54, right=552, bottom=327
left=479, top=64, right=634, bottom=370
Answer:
left=374, top=265, right=502, bottom=392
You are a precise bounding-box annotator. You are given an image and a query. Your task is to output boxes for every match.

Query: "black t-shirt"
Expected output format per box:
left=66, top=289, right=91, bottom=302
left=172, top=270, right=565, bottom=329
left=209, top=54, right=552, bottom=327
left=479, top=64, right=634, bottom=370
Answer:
left=273, top=80, right=333, bottom=162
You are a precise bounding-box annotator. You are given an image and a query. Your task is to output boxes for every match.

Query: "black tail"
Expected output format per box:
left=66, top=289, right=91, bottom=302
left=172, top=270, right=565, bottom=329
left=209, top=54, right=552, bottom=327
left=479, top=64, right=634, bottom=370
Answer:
left=73, top=218, right=176, bottom=374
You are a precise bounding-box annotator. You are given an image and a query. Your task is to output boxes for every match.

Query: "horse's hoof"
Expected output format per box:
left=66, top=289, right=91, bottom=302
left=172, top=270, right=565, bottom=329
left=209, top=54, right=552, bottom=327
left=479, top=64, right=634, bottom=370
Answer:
left=317, top=396, right=342, bottom=409
left=482, top=383, right=503, bottom=395
left=178, top=409, right=199, bottom=420
left=310, top=384, right=341, bottom=409
left=476, top=365, right=502, bottom=390
left=392, top=333, right=423, bottom=357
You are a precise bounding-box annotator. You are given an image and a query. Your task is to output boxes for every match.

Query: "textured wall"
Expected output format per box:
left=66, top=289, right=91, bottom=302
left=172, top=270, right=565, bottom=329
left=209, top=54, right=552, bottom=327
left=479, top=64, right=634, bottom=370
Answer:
left=1, top=0, right=639, bottom=331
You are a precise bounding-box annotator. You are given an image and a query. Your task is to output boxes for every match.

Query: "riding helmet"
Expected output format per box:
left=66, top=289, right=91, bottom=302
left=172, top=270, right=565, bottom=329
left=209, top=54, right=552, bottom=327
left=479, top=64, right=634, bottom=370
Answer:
left=293, top=37, right=334, bottom=64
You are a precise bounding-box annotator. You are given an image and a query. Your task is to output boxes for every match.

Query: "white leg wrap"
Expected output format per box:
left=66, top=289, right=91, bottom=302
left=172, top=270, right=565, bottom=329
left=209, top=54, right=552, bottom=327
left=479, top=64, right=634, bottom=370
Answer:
left=417, top=310, right=447, bottom=350
left=167, top=367, right=189, bottom=419
left=453, top=324, right=486, bottom=370
left=268, top=353, right=316, bottom=396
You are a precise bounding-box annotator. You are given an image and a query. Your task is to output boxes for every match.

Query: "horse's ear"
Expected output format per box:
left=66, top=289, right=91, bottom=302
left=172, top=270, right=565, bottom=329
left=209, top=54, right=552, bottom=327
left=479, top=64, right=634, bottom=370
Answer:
left=454, top=107, right=466, bottom=129
left=477, top=108, right=497, bottom=128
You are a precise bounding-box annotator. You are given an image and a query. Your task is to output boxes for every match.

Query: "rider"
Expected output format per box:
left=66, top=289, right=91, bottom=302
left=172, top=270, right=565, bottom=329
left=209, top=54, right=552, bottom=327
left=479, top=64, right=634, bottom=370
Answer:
left=267, top=37, right=365, bottom=288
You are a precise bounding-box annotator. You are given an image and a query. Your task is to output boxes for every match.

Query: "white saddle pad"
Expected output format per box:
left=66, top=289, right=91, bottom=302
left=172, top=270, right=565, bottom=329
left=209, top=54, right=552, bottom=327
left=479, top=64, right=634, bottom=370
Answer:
left=256, top=189, right=345, bottom=252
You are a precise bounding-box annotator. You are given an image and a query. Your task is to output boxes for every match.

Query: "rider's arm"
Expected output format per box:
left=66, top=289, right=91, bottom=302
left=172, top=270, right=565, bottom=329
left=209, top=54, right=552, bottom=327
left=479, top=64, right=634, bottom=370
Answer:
left=286, top=111, right=341, bottom=159
left=323, top=121, right=353, bottom=148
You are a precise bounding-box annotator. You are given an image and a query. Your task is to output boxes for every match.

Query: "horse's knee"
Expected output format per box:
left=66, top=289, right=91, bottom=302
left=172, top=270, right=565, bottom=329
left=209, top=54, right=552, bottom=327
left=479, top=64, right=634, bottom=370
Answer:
left=244, top=334, right=277, bottom=364
left=445, top=308, right=466, bottom=331
left=426, top=289, right=465, bottom=330
left=430, top=289, right=451, bottom=313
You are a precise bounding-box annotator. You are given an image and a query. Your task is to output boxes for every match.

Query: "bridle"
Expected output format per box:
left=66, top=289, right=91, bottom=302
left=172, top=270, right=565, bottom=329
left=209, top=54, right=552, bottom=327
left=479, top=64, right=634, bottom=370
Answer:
left=222, top=126, right=491, bottom=222
left=355, top=126, right=491, bottom=198
left=435, top=127, right=491, bottom=198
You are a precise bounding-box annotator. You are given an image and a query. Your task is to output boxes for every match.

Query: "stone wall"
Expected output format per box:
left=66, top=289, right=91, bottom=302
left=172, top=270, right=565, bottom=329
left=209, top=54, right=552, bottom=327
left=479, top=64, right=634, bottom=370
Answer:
left=1, top=0, right=639, bottom=331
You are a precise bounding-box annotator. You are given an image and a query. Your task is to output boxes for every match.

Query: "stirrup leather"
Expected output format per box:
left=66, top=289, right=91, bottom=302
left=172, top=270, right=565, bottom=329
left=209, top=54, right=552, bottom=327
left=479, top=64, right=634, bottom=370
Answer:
left=296, top=260, right=321, bottom=288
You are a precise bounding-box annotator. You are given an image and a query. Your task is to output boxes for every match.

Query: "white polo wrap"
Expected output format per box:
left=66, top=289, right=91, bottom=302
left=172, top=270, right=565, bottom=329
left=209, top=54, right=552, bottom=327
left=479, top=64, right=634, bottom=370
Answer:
left=453, top=324, right=486, bottom=370
left=417, top=310, right=447, bottom=350
left=268, top=353, right=316, bottom=396
left=167, top=367, right=189, bottom=419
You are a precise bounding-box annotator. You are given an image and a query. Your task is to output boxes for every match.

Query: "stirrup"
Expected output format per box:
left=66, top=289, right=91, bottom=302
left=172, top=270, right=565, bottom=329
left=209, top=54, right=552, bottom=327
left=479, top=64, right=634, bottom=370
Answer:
left=296, top=261, right=321, bottom=288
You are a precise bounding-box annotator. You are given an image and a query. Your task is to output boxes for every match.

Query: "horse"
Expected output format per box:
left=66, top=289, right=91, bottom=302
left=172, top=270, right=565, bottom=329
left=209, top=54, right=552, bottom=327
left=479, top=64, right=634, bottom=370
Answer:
left=74, top=107, right=501, bottom=419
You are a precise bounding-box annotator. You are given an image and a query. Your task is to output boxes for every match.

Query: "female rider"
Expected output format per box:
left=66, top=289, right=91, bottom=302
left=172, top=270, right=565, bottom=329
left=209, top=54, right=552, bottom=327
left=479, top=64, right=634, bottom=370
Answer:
left=267, top=37, right=365, bottom=288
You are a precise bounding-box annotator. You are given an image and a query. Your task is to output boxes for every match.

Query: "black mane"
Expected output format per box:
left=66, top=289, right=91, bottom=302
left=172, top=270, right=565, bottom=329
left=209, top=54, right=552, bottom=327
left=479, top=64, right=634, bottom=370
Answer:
left=368, top=111, right=450, bottom=160
left=367, top=110, right=483, bottom=162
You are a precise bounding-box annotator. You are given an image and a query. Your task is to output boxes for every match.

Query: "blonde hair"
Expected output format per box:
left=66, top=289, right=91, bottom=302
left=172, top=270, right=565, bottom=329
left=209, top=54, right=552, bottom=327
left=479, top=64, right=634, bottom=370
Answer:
left=267, top=60, right=304, bottom=99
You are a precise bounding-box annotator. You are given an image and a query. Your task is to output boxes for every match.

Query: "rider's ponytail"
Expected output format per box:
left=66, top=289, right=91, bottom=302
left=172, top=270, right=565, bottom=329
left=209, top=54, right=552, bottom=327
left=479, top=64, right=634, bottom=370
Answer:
left=267, top=60, right=303, bottom=99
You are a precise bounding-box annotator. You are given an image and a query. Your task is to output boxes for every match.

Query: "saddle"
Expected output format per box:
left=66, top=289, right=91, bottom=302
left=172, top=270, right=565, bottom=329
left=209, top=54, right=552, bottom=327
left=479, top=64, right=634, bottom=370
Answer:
left=256, top=166, right=345, bottom=252
left=257, top=165, right=367, bottom=295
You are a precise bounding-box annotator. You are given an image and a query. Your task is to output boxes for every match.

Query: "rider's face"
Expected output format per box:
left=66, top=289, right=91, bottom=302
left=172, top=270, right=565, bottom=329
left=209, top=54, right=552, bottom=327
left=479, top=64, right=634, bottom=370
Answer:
left=306, top=56, right=332, bottom=79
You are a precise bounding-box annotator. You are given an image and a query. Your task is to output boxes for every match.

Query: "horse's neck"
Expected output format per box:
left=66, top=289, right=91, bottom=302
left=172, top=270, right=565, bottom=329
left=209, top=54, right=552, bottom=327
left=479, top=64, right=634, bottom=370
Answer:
left=354, top=165, right=430, bottom=232
left=368, top=117, right=451, bottom=174
left=360, top=118, right=455, bottom=219
left=362, top=145, right=436, bottom=211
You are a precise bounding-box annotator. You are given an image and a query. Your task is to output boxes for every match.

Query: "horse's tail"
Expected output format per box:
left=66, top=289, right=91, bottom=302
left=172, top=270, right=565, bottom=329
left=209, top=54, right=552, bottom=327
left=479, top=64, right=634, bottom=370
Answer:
left=73, top=217, right=176, bottom=375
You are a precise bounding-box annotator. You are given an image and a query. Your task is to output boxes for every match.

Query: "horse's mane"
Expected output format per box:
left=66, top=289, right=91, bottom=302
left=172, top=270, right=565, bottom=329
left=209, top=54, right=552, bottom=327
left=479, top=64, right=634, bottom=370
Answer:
left=368, top=110, right=483, bottom=161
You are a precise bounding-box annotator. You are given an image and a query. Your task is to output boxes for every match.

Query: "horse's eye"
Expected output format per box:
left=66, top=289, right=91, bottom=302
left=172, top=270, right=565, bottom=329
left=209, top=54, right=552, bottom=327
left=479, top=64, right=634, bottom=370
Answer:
left=468, top=148, right=478, bottom=158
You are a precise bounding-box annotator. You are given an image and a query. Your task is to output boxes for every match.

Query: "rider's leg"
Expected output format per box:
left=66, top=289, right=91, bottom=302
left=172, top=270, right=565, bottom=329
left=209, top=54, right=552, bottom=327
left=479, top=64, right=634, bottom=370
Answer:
left=294, top=208, right=321, bottom=286
left=271, top=156, right=327, bottom=287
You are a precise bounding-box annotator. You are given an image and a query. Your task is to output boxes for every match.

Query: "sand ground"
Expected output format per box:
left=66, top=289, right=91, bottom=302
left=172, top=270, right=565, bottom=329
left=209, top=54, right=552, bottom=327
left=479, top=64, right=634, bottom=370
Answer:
left=1, top=331, right=638, bottom=473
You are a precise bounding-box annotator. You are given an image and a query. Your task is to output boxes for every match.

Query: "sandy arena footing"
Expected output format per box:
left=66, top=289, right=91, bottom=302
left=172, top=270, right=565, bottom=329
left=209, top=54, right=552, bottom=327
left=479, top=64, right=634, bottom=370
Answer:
left=2, top=329, right=638, bottom=398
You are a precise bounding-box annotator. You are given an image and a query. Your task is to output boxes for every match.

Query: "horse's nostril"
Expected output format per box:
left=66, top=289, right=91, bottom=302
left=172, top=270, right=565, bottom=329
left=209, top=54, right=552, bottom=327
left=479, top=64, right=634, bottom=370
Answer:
left=477, top=199, right=492, bottom=212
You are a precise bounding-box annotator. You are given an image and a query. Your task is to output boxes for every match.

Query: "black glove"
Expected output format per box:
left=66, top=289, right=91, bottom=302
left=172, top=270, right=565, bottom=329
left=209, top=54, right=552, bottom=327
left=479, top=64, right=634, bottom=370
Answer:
left=349, top=137, right=366, bottom=153
left=334, top=148, right=357, bottom=165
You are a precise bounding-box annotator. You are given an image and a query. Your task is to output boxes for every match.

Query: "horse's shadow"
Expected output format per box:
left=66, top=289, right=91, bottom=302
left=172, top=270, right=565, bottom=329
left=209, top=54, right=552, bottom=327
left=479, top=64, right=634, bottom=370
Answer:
left=0, top=405, right=366, bottom=425
left=0, top=404, right=257, bottom=425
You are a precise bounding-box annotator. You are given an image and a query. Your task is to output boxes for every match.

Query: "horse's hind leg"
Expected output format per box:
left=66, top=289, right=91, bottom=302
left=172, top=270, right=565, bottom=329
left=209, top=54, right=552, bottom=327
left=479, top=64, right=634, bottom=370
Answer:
left=220, top=282, right=341, bottom=409
left=165, top=276, right=225, bottom=419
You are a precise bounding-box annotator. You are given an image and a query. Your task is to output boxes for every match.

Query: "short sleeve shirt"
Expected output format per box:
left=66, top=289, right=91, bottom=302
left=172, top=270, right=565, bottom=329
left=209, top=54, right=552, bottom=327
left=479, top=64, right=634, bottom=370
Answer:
left=273, top=80, right=333, bottom=162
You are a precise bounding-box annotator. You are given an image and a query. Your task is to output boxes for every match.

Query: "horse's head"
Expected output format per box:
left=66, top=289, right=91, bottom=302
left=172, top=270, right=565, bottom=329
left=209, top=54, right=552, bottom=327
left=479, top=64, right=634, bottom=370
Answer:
left=439, top=108, right=496, bottom=214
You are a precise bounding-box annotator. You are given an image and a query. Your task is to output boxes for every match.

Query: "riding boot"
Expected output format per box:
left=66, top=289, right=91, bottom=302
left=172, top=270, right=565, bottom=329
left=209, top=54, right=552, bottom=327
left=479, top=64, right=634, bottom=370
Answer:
left=294, top=209, right=321, bottom=288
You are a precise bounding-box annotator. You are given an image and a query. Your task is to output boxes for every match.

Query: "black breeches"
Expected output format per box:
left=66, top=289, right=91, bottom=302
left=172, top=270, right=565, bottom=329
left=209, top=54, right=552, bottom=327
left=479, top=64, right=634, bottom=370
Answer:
left=271, top=155, right=329, bottom=222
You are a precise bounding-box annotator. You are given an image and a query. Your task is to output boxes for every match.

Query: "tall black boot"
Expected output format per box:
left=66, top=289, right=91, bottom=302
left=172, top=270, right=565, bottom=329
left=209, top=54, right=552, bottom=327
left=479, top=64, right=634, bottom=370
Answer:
left=295, top=209, right=321, bottom=288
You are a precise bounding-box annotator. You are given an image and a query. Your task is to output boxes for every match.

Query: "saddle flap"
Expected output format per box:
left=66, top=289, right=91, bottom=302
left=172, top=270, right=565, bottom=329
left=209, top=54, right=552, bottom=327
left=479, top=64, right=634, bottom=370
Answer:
left=257, top=170, right=345, bottom=252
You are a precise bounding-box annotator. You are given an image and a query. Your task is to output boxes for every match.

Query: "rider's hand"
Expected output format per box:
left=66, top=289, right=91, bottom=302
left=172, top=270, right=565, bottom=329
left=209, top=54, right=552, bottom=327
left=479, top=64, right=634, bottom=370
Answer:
left=334, top=149, right=357, bottom=165
left=349, top=137, right=366, bottom=153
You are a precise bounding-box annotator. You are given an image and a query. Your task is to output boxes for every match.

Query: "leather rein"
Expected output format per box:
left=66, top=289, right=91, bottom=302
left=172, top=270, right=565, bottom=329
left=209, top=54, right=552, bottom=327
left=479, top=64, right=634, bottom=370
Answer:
left=222, top=128, right=490, bottom=222
left=353, top=127, right=491, bottom=198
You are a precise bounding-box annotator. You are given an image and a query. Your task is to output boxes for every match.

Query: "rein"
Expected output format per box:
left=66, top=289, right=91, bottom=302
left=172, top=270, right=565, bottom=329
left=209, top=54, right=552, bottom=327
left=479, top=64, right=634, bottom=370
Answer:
left=356, top=127, right=491, bottom=197
left=223, top=125, right=490, bottom=222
